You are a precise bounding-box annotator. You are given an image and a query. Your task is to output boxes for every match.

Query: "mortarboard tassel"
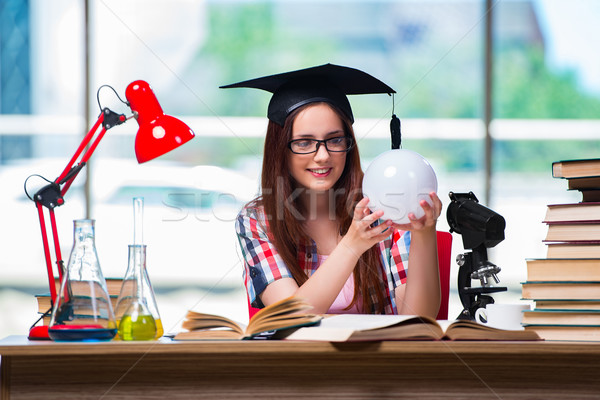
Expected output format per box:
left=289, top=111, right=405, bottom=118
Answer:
left=390, top=114, right=401, bottom=150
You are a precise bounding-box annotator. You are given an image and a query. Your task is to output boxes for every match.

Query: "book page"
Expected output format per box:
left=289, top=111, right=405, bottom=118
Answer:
left=442, top=319, right=542, bottom=341
left=182, top=311, right=246, bottom=335
left=318, top=314, right=419, bottom=329
left=247, top=296, right=319, bottom=335
left=284, top=314, right=437, bottom=342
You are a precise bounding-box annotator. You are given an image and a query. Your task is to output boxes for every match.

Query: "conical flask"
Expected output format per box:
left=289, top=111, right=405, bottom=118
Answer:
left=48, top=219, right=117, bottom=341
left=114, top=197, right=163, bottom=340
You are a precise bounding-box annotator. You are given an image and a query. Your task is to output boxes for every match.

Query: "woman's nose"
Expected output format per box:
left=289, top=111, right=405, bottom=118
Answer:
left=313, top=142, right=330, bottom=161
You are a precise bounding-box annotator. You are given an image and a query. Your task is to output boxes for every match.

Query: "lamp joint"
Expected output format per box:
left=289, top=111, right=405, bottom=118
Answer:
left=34, top=183, right=63, bottom=209
left=101, top=108, right=127, bottom=130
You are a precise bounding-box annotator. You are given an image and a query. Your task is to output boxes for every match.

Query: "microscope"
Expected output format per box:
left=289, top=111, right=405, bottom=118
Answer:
left=446, top=191, right=507, bottom=321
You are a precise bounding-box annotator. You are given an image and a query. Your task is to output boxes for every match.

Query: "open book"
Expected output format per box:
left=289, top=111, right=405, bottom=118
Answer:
left=283, top=314, right=542, bottom=342
left=174, top=296, right=322, bottom=340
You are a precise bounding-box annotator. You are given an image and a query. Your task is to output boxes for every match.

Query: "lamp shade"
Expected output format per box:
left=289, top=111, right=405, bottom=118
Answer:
left=126, top=80, right=195, bottom=163
left=362, top=149, right=438, bottom=224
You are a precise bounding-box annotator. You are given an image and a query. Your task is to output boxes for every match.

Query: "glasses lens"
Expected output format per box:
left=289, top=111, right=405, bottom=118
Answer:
left=290, top=139, right=317, bottom=154
left=326, top=137, right=350, bottom=152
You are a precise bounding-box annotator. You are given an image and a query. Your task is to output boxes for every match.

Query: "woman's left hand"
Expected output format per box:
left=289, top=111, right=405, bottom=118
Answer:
left=391, top=191, right=442, bottom=233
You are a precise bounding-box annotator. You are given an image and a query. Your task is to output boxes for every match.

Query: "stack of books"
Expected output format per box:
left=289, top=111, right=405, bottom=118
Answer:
left=35, top=278, right=122, bottom=325
left=521, top=158, right=600, bottom=341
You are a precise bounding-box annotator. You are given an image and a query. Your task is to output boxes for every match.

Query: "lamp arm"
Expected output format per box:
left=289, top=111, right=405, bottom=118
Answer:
left=56, top=109, right=126, bottom=193
left=55, top=113, right=105, bottom=185
left=36, top=202, right=57, bottom=301
left=33, top=109, right=126, bottom=307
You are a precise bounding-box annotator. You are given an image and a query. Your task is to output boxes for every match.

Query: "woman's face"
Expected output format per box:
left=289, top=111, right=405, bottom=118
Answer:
left=288, top=103, right=347, bottom=193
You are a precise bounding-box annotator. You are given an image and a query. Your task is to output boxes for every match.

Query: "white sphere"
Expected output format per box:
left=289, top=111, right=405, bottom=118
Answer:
left=362, top=149, right=438, bottom=224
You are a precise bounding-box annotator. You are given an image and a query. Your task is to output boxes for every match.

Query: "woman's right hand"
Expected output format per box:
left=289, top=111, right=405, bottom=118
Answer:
left=341, top=197, right=394, bottom=257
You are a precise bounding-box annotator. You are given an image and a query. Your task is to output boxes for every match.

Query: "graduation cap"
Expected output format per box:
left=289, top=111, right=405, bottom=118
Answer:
left=220, top=63, right=396, bottom=127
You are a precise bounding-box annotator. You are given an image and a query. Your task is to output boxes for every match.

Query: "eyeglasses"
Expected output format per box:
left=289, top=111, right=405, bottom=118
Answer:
left=288, top=137, right=353, bottom=154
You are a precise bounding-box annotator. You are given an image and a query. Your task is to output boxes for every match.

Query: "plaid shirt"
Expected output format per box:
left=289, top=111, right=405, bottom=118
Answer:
left=235, top=205, right=410, bottom=314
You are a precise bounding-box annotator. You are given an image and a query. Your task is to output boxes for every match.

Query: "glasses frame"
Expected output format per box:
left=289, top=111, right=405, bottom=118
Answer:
left=287, top=136, right=354, bottom=154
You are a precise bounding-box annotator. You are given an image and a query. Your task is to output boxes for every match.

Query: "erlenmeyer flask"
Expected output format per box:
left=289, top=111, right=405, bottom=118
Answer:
left=139, top=247, right=163, bottom=338
left=114, top=197, right=163, bottom=340
left=115, top=245, right=159, bottom=340
left=48, top=219, right=117, bottom=341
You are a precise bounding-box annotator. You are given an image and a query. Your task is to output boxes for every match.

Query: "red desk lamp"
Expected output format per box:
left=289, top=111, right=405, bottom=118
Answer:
left=27, top=80, right=195, bottom=339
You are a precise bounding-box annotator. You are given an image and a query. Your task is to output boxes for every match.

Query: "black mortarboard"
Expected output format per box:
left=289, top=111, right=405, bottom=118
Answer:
left=220, top=63, right=396, bottom=126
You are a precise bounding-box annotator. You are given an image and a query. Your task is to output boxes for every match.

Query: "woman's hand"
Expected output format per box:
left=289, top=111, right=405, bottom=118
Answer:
left=392, top=192, right=442, bottom=233
left=341, top=197, right=394, bottom=257
left=393, top=191, right=443, bottom=318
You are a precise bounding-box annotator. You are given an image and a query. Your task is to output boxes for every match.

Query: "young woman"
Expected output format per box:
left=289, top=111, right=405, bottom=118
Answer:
left=226, top=64, right=442, bottom=318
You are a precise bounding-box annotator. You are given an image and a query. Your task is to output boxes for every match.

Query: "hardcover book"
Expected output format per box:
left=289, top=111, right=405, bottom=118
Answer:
left=174, top=296, right=322, bottom=340
left=544, top=223, right=600, bottom=242
left=543, top=203, right=600, bottom=224
left=546, top=242, right=600, bottom=258
left=567, top=175, right=600, bottom=190
left=526, top=258, right=600, bottom=281
left=522, top=309, right=600, bottom=325
left=523, top=325, right=600, bottom=341
left=534, top=300, right=600, bottom=311
left=35, top=293, right=118, bottom=314
left=579, top=189, right=600, bottom=203
left=282, top=314, right=540, bottom=342
left=522, top=282, right=600, bottom=300
left=552, top=158, right=600, bottom=179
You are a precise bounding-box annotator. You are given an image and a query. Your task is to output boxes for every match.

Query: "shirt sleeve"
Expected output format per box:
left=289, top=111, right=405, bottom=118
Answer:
left=389, top=229, right=410, bottom=287
left=235, top=207, right=294, bottom=308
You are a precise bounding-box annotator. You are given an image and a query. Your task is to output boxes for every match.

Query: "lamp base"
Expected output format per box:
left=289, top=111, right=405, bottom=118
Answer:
left=28, top=325, right=51, bottom=340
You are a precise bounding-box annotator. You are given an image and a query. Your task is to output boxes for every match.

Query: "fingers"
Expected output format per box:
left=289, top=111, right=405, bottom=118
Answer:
left=417, top=192, right=442, bottom=221
left=349, top=197, right=393, bottom=244
left=353, top=196, right=383, bottom=224
left=367, top=219, right=393, bottom=239
left=391, top=192, right=442, bottom=232
left=353, top=197, right=371, bottom=220
left=426, top=191, right=443, bottom=217
left=361, top=208, right=384, bottom=226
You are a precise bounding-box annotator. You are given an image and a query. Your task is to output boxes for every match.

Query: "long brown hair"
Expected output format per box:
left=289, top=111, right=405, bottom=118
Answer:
left=254, top=102, right=386, bottom=314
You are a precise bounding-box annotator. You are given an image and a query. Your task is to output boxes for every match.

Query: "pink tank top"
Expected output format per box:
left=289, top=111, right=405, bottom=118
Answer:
left=317, top=254, right=362, bottom=314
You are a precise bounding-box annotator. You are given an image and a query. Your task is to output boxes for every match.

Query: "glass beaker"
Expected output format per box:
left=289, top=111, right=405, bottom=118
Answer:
left=48, top=219, right=117, bottom=341
left=114, top=244, right=163, bottom=340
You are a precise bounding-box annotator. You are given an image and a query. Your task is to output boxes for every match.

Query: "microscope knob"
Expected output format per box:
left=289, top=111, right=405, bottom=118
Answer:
left=491, top=273, right=501, bottom=284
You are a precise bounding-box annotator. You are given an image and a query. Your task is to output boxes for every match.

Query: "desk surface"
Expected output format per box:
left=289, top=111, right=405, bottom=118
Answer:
left=1, top=334, right=600, bottom=355
left=2, top=336, right=600, bottom=400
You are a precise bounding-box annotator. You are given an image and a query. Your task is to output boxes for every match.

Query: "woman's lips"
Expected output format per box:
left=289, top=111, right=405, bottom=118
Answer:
left=308, top=168, right=332, bottom=177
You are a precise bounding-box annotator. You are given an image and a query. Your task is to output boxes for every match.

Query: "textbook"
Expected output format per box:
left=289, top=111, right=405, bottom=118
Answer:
left=544, top=223, right=600, bottom=242
left=546, top=242, right=600, bottom=258
left=283, top=314, right=541, bottom=342
left=174, top=296, right=322, bottom=340
left=552, top=158, right=600, bottom=179
left=543, top=202, right=600, bottom=224
left=522, top=309, right=600, bottom=326
left=523, top=325, right=600, bottom=342
left=579, top=189, right=600, bottom=203
left=522, top=282, right=600, bottom=300
left=49, top=277, right=123, bottom=294
left=35, top=277, right=122, bottom=325
left=535, top=300, right=600, bottom=311
left=525, top=258, right=600, bottom=281
left=567, top=175, right=600, bottom=191
left=36, top=293, right=118, bottom=314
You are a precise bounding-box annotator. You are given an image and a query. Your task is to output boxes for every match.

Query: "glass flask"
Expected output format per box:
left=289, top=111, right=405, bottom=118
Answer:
left=48, top=219, right=117, bottom=341
left=114, top=197, right=163, bottom=340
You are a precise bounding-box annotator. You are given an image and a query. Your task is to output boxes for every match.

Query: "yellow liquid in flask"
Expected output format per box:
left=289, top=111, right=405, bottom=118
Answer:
left=118, top=313, right=158, bottom=341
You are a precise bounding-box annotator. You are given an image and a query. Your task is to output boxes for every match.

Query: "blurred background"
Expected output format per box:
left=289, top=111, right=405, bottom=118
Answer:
left=1, top=0, right=599, bottom=338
